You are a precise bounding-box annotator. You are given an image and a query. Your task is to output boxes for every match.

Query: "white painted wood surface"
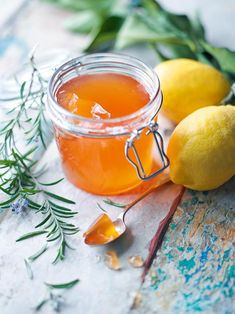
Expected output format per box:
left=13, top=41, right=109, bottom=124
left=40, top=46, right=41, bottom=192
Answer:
left=0, top=1, right=234, bottom=313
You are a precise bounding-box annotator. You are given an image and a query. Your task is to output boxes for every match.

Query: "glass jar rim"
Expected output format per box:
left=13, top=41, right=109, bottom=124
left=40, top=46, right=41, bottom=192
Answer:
left=47, top=53, right=162, bottom=136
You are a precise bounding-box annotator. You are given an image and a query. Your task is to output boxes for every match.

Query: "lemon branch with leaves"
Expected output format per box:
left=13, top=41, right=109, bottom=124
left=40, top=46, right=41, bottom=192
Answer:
left=44, top=0, right=235, bottom=84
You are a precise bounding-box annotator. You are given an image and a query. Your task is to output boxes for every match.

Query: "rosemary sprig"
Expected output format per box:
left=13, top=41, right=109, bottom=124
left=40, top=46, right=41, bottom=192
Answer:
left=0, top=55, right=50, bottom=156
left=45, top=279, right=80, bottom=289
left=97, top=198, right=126, bottom=212
left=0, top=54, right=79, bottom=263
left=103, top=198, right=126, bottom=208
left=0, top=149, right=78, bottom=263
left=24, top=55, right=50, bottom=148
left=96, top=202, right=107, bottom=212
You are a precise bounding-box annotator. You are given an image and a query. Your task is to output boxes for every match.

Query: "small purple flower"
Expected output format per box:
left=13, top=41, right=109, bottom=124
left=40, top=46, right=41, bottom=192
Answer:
left=11, top=198, right=29, bottom=214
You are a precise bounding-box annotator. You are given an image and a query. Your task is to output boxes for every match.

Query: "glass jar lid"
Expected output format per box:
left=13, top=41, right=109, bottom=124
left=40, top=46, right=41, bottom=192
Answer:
left=47, top=53, right=162, bottom=137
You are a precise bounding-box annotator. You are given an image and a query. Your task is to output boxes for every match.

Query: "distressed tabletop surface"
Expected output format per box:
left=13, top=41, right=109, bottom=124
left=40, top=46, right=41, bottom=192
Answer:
left=0, top=1, right=234, bottom=314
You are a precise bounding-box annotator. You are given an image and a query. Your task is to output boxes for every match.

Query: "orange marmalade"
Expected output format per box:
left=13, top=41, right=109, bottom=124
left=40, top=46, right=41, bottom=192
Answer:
left=83, top=213, right=120, bottom=245
left=48, top=54, right=165, bottom=195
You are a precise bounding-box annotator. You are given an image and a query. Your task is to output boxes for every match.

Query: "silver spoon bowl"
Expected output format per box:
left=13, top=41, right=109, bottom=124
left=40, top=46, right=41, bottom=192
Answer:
left=84, top=176, right=170, bottom=245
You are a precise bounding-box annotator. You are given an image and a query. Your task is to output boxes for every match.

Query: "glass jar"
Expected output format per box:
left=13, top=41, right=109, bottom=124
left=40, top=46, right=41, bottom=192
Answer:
left=47, top=53, right=169, bottom=195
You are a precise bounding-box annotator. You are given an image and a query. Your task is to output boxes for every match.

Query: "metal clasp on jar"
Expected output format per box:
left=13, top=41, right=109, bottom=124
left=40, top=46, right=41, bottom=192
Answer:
left=125, top=120, right=169, bottom=181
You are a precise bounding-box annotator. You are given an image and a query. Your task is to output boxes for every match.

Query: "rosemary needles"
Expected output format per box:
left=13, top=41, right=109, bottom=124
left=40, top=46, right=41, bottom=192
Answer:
left=0, top=54, right=79, bottom=262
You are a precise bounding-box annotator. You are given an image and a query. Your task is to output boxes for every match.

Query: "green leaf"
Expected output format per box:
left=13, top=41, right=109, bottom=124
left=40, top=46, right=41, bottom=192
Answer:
left=22, top=147, right=38, bottom=159
left=48, top=201, right=74, bottom=212
left=45, top=279, right=79, bottom=289
left=0, top=194, right=19, bottom=206
left=20, top=81, right=26, bottom=100
left=65, top=11, right=101, bottom=34
left=47, top=233, right=61, bottom=242
left=28, top=244, right=48, bottom=262
left=61, top=226, right=79, bottom=232
left=53, top=212, right=75, bottom=219
left=0, top=120, right=14, bottom=132
left=142, top=0, right=204, bottom=40
left=46, top=224, right=59, bottom=238
left=115, top=12, right=158, bottom=49
left=27, top=199, right=41, bottom=209
left=52, top=206, right=75, bottom=215
left=63, top=229, right=79, bottom=235
left=167, top=13, right=192, bottom=33
left=52, top=240, right=66, bottom=263
left=58, top=223, right=76, bottom=228
left=16, top=230, right=47, bottom=242
left=0, top=204, right=11, bottom=209
left=97, top=202, right=106, bottom=212
left=85, top=15, right=124, bottom=52
left=0, top=185, right=14, bottom=195
left=0, top=159, right=15, bottom=166
left=64, top=241, right=75, bottom=250
left=35, top=298, right=49, bottom=311
left=201, top=41, right=235, bottom=76
left=21, top=188, right=41, bottom=194
left=103, top=198, right=126, bottom=208
left=195, top=52, right=216, bottom=68
left=191, top=13, right=205, bottom=39
left=115, top=12, right=188, bottom=50
left=44, top=191, right=76, bottom=204
left=43, top=217, right=55, bottom=230
left=53, top=209, right=77, bottom=217
left=24, top=259, right=33, bottom=280
left=38, top=178, right=64, bottom=186
left=35, top=213, right=51, bottom=228
left=164, top=42, right=197, bottom=59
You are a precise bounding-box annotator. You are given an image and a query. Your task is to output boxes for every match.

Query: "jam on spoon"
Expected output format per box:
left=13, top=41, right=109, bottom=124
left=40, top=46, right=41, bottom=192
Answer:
left=83, top=213, right=120, bottom=245
left=83, top=176, right=170, bottom=245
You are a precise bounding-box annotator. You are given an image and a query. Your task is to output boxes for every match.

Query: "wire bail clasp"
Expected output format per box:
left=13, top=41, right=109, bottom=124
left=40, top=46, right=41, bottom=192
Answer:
left=125, top=120, right=169, bottom=181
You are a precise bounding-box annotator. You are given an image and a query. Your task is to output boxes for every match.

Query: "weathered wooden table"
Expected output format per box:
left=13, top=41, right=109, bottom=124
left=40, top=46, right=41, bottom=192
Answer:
left=0, top=1, right=234, bottom=313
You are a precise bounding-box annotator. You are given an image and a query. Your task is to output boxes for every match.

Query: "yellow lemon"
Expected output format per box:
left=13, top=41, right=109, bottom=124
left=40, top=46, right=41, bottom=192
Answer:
left=155, top=59, right=230, bottom=124
left=167, top=105, right=235, bottom=191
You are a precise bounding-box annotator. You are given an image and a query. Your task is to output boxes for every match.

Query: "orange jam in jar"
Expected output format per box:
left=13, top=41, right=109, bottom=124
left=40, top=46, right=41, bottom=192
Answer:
left=47, top=53, right=168, bottom=195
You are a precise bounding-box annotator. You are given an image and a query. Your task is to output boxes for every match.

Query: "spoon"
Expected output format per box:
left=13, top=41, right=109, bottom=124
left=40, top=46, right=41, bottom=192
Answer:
left=83, top=175, right=170, bottom=245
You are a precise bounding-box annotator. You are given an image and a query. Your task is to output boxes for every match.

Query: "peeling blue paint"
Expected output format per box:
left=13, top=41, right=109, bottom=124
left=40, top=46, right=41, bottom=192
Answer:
left=141, top=186, right=235, bottom=314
